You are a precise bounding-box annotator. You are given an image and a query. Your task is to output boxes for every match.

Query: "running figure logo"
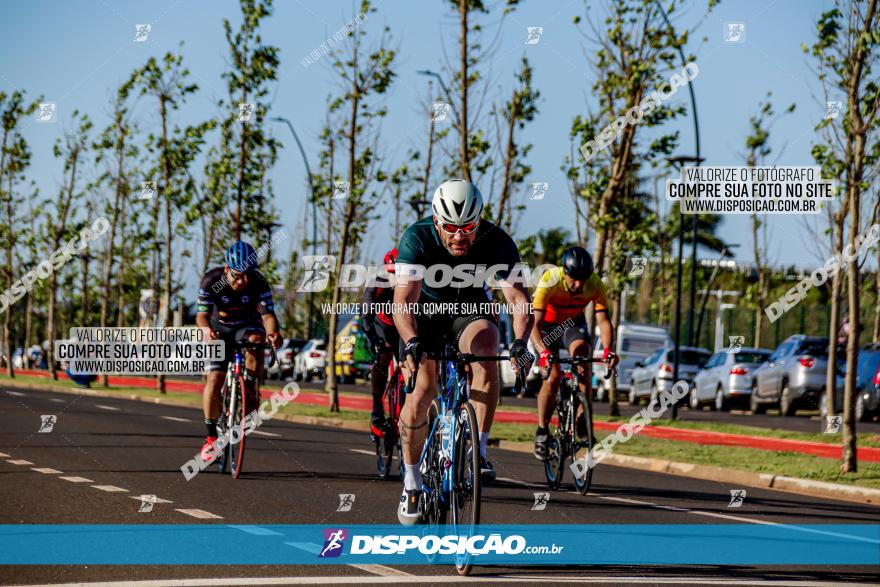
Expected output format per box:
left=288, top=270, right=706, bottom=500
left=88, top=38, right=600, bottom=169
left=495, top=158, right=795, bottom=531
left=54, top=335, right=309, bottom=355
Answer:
left=298, top=255, right=335, bottom=293
left=138, top=495, right=157, bottom=513
left=531, top=492, right=549, bottom=511
left=432, top=102, right=450, bottom=122
left=727, top=489, right=746, bottom=508
left=337, top=494, right=355, bottom=512
left=134, top=24, right=151, bottom=42
left=37, top=103, right=57, bottom=123
left=140, top=181, right=156, bottom=200
left=825, top=101, right=843, bottom=120
left=525, top=26, right=544, bottom=45
left=629, top=257, right=647, bottom=277
left=238, top=103, right=256, bottom=122
left=727, top=336, right=745, bottom=353
left=724, top=22, right=745, bottom=43
left=333, top=181, right=349, bottom=199
left=318, top=528, right=348, bottom=558
left=528, top=182, right=549, bottom=201
left=825, top=415, right=842, bottom=434
left=38, top=415, right=57, bottom=433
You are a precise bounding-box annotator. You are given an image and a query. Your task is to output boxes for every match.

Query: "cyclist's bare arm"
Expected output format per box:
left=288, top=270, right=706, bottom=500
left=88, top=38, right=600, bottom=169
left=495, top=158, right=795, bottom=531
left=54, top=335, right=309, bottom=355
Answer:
left=530, top=308, right=548, bottom=354
left=392, top=275, right=421, bottom=372
left=595, top=309, right=614, bottom=352
left=196, top=312, right=217, bottom=339
left=499, top=280, right=533, bottom=343
left=261, top=312, right=282, bottom=348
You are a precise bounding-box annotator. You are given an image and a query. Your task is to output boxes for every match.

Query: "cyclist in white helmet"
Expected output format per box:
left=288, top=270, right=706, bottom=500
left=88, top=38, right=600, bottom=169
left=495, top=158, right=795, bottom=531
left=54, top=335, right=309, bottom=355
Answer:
left=392, top=179, right=533, bottom=525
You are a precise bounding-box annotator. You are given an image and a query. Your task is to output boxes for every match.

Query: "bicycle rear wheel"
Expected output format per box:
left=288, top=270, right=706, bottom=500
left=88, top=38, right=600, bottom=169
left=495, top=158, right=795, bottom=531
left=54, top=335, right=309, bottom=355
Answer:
left=452, top=401, right=481, bottom=576
left=217, top=381, right=231, bottom=474
left=571, top=392, right=595, bottom=495
left=422, top=400, right=446, bottom=563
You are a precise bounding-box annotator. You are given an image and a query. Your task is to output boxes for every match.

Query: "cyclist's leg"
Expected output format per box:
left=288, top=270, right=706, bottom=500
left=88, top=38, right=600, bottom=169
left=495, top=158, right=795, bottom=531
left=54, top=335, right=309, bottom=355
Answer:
left=370, top=321, right=395, bottom=421
left=537, top=325, right=564, bottom=429
left=566, top=323, right=594, bottom=438
left=237, top=324, right=267, bottom=401
left=398, top=351, right=438, bottom=484
left=455, top=316, right=499, bottom=460
left=202, top=320, right=233, bottom=458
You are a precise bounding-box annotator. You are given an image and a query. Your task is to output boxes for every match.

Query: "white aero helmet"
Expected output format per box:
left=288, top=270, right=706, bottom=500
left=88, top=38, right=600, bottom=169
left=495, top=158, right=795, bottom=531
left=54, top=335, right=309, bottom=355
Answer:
left=431, top=179, right=483, bottom=225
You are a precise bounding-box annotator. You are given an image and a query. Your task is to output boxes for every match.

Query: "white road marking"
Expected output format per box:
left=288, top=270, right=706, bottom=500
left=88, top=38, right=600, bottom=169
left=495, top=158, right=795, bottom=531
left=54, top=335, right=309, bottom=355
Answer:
left=59, top=476, right=94, bottom=483
left=287, top=542, right=413, bottom=578
left=349, top=448, right=375, bottom=456
left=252, top=430, right=281, bottom=437
left=18, top=577, right=875, bottom=586
left=92, top=485, right=128, bottom=493
left=6, top=459, right=34, bottom=465
left=96, top=404, right=120, bottom=411
left=175, top=508, right=223, bottom=519
left=6, top=391, right=25, bottom=396
left=161, top=416, right=190, bottom=422
left=31, top=467, right=63, bottom=474
left=497, top=476, right=544, bottom=489
left=129, top=496, right=173, bottom=504
left=230, top=525, right=283, bottom=536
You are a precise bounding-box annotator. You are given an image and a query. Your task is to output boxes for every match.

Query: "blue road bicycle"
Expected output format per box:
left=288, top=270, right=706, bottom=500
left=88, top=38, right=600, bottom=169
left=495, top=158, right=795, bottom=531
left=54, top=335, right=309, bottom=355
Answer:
left=410, top=345, right=524, bottom=576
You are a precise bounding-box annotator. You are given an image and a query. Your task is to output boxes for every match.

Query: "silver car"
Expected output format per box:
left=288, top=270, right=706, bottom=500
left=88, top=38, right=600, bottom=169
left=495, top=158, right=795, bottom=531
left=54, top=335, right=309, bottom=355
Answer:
left=751, top=335, right=835, bottom=416
left=691, top=348, right=771, bottom=411
left=629, top=346, right=711, bottom=405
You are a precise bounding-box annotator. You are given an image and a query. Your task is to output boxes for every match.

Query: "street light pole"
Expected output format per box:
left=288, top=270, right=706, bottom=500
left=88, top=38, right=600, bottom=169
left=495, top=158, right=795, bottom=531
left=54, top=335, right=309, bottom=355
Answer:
left=272, top=116, right=317, bottom=339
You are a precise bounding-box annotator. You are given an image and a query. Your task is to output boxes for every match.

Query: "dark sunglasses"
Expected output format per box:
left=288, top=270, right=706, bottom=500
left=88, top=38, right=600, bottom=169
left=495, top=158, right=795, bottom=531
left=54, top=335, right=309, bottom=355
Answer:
left=438, top=219, right=479, bottom=235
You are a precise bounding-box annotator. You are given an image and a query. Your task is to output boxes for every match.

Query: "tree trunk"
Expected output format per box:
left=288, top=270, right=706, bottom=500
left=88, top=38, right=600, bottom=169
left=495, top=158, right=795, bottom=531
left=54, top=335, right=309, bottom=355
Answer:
left=3, top=172, right=14, bottom=377
left=100, top=125, right=125, bottom=387
left=825, top=223, right=844, bottom=425
left=157, top=95, right=172, bottom=393
left=608, top=290, right=622, bottom=417
left=495, top=89, right=517, bottom=230
left=326, top=92, right=360, bottom=412
left=874, top=238, right=880, bottom=342
left=422, top=114, right=435, bottom=214
left=458, top=0, right=470, bottom=181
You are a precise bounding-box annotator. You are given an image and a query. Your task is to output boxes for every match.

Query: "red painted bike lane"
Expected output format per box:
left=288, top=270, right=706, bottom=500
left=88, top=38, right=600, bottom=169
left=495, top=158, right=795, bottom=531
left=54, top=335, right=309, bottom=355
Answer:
left=15, top=369, right=880, bottom=463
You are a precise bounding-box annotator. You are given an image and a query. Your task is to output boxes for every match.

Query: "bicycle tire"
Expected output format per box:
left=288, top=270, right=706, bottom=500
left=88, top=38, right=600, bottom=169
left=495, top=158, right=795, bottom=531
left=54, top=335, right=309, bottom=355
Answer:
left=572, top=392, right=595, bottom=495
left=543, top=393, right=567, bottom=490
left=452, top=400, right=481, bottom=576
left=217, top=380, right=231, bottom=474
left=422, top=400, right=446, bottom=562
left=231, top=375, right=248, bottom=479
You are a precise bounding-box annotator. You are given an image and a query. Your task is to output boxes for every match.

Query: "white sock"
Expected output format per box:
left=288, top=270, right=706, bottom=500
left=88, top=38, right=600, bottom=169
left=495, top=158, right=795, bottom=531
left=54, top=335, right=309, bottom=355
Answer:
left=403, top=463, right=421, bottom=491
left=479, top=432, right=489, bottom=459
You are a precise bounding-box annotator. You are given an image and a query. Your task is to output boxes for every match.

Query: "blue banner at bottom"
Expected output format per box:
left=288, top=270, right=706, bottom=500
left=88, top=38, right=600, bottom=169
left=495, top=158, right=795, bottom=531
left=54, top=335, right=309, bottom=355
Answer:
left=0, top=524, right=877, bottom=565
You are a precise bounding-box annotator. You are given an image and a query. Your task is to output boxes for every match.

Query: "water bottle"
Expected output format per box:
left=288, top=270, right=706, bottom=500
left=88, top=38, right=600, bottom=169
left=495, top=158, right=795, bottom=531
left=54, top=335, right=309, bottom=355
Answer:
left=440, top=411, right=454, bottom=457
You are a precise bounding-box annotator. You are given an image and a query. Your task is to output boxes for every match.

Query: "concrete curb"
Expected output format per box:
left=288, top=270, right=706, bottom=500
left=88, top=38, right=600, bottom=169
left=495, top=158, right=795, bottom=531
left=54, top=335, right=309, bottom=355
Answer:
left=495, top=440, right=880, bottom=505
left=5, top=378, right=879, bottom=506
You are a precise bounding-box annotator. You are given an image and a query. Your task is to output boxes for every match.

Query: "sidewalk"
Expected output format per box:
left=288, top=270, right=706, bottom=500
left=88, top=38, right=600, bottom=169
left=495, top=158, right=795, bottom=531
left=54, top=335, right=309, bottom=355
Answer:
left=11, top=369, right=880, bottom=463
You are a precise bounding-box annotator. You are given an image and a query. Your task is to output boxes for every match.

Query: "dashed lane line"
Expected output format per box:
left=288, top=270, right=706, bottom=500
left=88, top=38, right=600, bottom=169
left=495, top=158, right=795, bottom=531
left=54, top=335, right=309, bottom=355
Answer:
left=96, top=404, right=121, bottom=411
left=91, top=485, right=128, bottom=493
left=6, top=390, right=25, bottom=396
left=59, top=476, right=94, bottom=483
left=161, top=416, right=190, bottom=422
left=252, top=430, right=281, bottom=437
left=129, top=495, right=173, bottom=504
left=286, top=542, right=413, bottom=578
left=0, top=452, right=9, bottom=457
left=31, top=467, right=63, bottom=474
left=175, top=508, right=223, bottom=519
left=6, top=459, right=34, bottom=465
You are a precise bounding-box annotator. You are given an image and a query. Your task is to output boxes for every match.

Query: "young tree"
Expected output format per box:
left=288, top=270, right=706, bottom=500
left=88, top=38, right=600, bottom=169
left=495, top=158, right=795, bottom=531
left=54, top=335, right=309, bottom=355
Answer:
left=0, top=91, right=40, bottom=376
left=44, top=111, right=93, bottom=379
left=324, top=0, right=397, bottom=411
left=807, top=0, right=880, bottom=472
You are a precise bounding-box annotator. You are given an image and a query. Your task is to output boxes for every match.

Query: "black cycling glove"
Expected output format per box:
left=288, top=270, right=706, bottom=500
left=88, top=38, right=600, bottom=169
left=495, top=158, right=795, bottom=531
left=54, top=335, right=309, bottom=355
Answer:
left=510, top=338, right=531, bottom=367
left=402, top=336, right=422, bottom=366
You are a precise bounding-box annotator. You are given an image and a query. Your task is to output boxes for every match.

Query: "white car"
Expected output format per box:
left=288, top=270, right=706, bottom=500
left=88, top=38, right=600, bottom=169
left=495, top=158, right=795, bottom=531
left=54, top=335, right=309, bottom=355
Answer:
left=293, top=339, right=326, bottom=382
left=595, top=323, right=671, bottom=401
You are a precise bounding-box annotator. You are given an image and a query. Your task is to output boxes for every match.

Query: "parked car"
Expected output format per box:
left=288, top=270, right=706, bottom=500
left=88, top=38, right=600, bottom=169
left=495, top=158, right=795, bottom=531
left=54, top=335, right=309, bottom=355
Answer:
left=629, top=346, right=711, bottom=405
left=821, top=343, right=880, bottom=422
left=750, top=335, right=838, bottom=416
left=293, top=339, right=327, bottom=382
left=594, top=323, right=671, bottom=401
left=331, top=315, right=373, bottom=384
left=267, top=337, right=306, bottom=379
left=691, top=348, right=772, bottom=411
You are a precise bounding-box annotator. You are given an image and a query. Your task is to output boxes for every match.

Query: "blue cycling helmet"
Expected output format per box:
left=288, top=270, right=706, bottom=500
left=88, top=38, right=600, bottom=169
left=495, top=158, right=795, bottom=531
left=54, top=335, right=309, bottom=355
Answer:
left=225, top=240, right=257, bottom=273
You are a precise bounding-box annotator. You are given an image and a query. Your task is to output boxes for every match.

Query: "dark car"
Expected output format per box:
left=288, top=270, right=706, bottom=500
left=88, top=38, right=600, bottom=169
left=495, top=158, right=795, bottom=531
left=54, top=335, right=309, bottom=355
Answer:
left=822, top=344, right=880, bottom=422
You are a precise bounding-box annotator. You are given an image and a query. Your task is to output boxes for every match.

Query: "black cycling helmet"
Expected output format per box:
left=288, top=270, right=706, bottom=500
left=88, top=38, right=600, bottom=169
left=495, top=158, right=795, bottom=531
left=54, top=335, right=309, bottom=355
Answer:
left=561, top=246, right=594, bottom=280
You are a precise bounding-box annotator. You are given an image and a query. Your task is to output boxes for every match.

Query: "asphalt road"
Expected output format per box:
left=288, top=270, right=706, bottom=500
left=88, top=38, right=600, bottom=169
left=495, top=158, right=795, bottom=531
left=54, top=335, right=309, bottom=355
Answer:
left=1, top=386, right=878, bottom=586
left=298, top=379, right=880, bottom=435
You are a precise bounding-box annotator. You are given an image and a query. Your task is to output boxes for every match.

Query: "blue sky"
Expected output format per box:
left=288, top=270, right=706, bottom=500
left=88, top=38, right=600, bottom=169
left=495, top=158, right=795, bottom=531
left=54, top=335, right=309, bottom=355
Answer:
left=1, top=0, right=855, bottom=288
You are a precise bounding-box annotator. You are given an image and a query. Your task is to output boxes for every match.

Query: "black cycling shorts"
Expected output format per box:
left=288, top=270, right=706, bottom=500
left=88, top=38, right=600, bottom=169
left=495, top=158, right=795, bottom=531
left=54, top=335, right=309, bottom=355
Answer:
left=373, top=320, right=401, bottom=355
left=209, top=318, right=266, bottom=372
left=539, top=320, right=592, bottom=352
left=398, top=312, right=498, bottom=359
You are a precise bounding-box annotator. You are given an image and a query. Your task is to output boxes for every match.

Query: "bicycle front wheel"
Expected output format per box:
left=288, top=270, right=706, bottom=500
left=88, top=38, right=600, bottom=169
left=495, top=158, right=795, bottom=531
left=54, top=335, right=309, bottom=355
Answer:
left=230, top=375, right=248, bottom=479
left=571, top=392, right=595, bottom=495
left=452, top=401, right=481, bottom=576
left=543, top=403, right=566, bottom=490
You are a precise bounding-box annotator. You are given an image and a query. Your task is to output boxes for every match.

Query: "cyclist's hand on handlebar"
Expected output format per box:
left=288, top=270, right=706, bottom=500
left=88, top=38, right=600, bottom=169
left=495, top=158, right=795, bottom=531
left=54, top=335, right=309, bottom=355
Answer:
left=538, top=349, right=552, bottom=380
left=202, top=327, right=221, bottom=341
left=402, top=337, right=422, bottom=388
left=508, top=338, right=531, bottom=371
left=603, top=348, right=619, bottom=370
left=267, top=332, right=282, bottom=349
